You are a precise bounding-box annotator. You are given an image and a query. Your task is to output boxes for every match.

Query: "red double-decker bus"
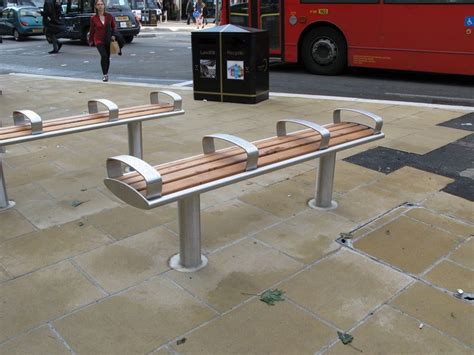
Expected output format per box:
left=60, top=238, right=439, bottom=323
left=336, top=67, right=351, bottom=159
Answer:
left=220, top=0, right=474, bottom=76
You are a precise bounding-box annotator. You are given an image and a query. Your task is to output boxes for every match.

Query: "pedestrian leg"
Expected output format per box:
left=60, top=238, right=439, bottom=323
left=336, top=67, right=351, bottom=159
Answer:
left=47, top=29, right=59, bottom=54
left=97, top=44, right=110, bottom=81
left=49, top=34, right=58, bottom=53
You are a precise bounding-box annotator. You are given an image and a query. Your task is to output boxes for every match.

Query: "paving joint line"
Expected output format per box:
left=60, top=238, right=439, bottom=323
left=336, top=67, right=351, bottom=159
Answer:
left=339, top=225, right=473, bottom=305
left=48, top=322, right=77, bottom=354
left=161, top=273, right=221, bottom=315
left=70, top=259, right=109, bottom=297
left=385, top=304, right=474, bottom=350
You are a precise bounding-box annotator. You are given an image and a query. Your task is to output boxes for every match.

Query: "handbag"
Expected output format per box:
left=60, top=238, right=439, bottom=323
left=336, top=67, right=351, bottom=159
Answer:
left=193, top=10, right=200, bottom=18
left=110, top=40, right=120, bottom=55
left=112, top=30, right=124, bottom=49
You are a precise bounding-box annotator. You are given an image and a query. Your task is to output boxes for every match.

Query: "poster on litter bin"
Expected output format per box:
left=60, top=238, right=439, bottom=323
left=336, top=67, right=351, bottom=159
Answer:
left=200, top=59, right=216, bottom=79
left=227, top=61, right=244, bottom=80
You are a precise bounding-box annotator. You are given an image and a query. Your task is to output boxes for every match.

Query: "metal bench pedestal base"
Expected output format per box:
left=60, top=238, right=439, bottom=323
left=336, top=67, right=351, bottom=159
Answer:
left=307, top=198, right=337, bottom=211
left=169, top=254, right=208, bottom=272
left=0, top=201, right=16, bottom=212
left=169, top=194, right=208, bottom=272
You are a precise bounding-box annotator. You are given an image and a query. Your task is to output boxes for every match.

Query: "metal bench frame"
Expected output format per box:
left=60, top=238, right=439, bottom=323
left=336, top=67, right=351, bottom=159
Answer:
left=105, top=108, right=384, bottom=272
left=0, top=91, right=183, bottom=211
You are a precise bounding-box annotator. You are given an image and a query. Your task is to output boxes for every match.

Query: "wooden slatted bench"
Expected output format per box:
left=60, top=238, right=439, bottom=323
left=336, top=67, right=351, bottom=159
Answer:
left=104, top=108, right=384, bottom=272
left=0, top=90, right=183, bottom=211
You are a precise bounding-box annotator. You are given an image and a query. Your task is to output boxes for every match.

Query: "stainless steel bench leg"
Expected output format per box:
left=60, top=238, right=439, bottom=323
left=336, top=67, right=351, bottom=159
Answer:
left=0, top=157, right=15, bottom=211
left=169, top=194, right=208, bottom=272
left=308, top=152, right=338, bottom=210
left=127, top=122, right=143, bottom=159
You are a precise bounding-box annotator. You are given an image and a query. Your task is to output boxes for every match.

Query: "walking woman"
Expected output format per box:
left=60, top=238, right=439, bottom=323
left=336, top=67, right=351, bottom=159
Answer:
left=89, top=0, right=116, bottom=82
left=194, top=0, right=203, bottom=29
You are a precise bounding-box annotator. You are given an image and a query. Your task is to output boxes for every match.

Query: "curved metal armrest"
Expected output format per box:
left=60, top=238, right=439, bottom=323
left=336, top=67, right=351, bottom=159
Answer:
left=277, top=118, right=330, bottom=149
left=107, top=155, right=162, bottom=199
left=333, top=108, right=383, bottom=134
left=13, top=110, right=43, bottom=135
left=150, top=91, right=183, bottom=111
left=202, top=133, right=259, bottom=171
left=88, top=99, right=119, bottom=121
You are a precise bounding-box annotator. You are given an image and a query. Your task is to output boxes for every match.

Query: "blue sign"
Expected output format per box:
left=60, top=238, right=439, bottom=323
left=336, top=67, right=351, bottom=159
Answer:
left=466, top=16, right=474, bottom=27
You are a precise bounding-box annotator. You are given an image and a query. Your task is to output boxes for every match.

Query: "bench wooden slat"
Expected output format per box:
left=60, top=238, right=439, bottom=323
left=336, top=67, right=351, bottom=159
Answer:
left=0, top=103, right=172, bottom=136
left=156, top=123, right=358, bottom=173
left=125, top=125, right=373, bottom=195
left=158, top=128, right=374, bottom=196
left=120, top=122, right=359, bottom=186
left=121, top=123, right=362, bottom=187
left=160, top=126, right=370, bottom=189
left=0, top=104, right=174, bottom=140
left=157, top=125, right=367, bottom=186
left=0, top=105, right=173, bottom=138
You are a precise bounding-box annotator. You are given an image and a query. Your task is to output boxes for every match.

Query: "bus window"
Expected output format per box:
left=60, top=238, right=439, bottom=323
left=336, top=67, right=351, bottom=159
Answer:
left=229, top=1, right=249, bottom=26
left=259, top=0, right=280, bottom=53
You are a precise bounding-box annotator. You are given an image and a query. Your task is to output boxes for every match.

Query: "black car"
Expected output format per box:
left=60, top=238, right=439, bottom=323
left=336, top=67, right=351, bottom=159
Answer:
left=59, top=0, right=139, bottom=44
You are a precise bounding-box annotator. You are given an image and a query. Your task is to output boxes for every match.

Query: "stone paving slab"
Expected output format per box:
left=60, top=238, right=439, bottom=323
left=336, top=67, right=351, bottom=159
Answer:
left=0, top=261, right=104, bottom=343
left=390, top=282, right=474, bottom=346
left=354, top=215, right=462, bottom=275
left=449, top=237, right=474, bottom=269
left=166, top=200, right=281, bottom=252
left=0, top=326, right=69, bottom=355
left=0, top=209, right=35, bottom=243
left=53, top=277, right=216, bottom=354
left=406, top=208, right=474, bottom=239
left=73, top=226, right=179, bottom=293
left=326, top=306, right=472, bottom=355
left=280, top=249, right=412, bottom=329
left=0, top=220, right=111, bottom=277
left=252, top=210, right=351, bottom=263
left=170, top=298, right=335, bottom=354
left=1, top=75, right=473, bottom=353
left=168, top=238, right=303, bottom=313
left=425, top=260, right=474, bottom=292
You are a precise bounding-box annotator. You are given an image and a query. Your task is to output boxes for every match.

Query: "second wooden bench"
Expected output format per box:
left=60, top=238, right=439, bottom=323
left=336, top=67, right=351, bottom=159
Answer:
left=0, top=91, right=183, bottom=210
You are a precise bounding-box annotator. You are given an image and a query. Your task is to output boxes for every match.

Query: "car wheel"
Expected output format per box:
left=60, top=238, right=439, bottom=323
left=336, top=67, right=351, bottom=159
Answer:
left=81, top=27, right=89, bottom=44
left=13, top=29, right=22, bottom=41
left=123, top=35, right=134, bottom=44
left=301, top=27, right=347, bottom=75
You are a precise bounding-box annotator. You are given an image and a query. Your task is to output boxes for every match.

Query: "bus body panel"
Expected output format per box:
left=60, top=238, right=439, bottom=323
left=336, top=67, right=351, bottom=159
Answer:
left=349, top=48, right=474, bottom=75
left=222, top=0, right=474, bottom=75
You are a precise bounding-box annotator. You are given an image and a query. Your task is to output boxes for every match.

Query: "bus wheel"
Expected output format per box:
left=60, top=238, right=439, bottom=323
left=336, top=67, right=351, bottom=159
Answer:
left=302, top=27, right=347, bottom=75
left=123, top=35, right=134, bottom=44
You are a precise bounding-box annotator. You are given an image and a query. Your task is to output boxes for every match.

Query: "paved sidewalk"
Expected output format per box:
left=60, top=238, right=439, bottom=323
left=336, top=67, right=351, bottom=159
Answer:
left=0, top=74, right=473, bottom=354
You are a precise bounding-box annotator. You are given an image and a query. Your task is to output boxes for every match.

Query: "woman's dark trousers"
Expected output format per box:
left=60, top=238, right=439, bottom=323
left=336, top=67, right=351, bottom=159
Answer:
left=96, top=44, right=110, bottom=75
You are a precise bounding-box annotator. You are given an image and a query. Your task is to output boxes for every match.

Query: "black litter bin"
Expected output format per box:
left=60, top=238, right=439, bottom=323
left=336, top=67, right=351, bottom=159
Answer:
left=148, top=9, right=158, bottom=25
left=192, top=25, right=269, bottom=104
left=142, top=9, right=158, bottom=25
